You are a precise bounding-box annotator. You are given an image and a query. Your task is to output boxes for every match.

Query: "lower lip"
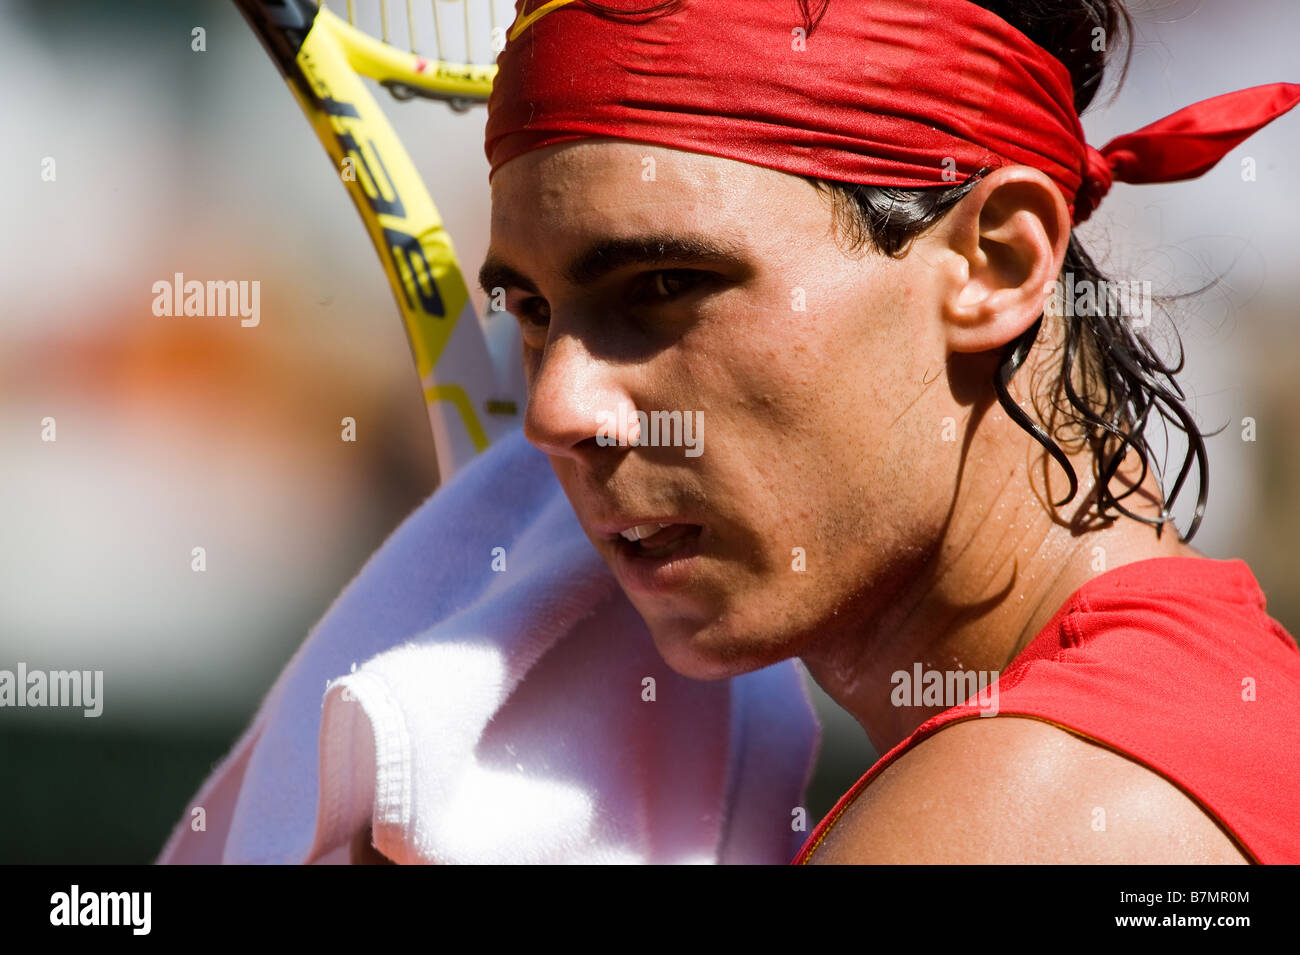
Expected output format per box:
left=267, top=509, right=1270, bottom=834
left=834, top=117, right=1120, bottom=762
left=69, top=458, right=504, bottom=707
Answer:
left=612, top=526, right=705, bottom=594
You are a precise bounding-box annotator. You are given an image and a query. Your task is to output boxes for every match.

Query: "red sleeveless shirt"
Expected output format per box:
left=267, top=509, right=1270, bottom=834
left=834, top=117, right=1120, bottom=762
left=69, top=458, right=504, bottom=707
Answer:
left=792, top=556, right=1300, bottom=864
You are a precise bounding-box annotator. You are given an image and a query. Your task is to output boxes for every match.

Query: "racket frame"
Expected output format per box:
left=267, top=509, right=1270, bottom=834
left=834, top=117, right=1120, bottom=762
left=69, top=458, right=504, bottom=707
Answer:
left=234, top=0, right=520, bottom=480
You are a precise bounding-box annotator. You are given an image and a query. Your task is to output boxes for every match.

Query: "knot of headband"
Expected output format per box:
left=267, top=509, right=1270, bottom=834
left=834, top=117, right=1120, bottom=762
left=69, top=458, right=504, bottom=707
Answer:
left=484, top=0, right=1299, bottom=226
left=1073, top=82, right=1300, bottom=222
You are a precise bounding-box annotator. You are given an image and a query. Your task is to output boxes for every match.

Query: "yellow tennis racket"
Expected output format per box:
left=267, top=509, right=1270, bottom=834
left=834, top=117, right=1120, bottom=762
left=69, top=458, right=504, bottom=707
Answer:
left=234, top=0, right=522, bottom=480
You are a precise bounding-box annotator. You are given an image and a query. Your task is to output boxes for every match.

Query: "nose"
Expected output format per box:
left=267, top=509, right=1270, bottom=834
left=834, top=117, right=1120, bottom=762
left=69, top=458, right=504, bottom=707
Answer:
left=523, top=330, right=634, bottom=461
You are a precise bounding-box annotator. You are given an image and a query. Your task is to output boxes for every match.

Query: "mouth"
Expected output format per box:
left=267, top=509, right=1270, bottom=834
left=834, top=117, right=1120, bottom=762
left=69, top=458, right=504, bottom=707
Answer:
left=603, top=521, right=706, bottom=593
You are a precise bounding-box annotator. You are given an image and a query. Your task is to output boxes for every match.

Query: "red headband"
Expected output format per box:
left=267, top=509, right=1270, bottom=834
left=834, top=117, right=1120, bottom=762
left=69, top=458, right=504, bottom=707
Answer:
left=484, top=0, right=1299, bottom=225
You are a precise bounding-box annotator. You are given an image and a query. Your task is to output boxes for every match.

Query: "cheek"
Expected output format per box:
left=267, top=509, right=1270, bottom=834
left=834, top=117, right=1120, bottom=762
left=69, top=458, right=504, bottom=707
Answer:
left=717, top=269, right=942, bottom=572
left=716, top=270, right=911, bottom=467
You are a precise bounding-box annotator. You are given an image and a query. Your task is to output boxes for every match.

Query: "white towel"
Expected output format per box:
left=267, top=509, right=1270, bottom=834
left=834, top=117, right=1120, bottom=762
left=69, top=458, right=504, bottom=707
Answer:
left=156, top=428, right=821, bottom=865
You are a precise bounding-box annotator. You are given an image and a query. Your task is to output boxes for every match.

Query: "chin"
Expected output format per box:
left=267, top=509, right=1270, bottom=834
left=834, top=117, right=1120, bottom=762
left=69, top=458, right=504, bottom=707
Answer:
left=641, top=608, right=795, bottom=682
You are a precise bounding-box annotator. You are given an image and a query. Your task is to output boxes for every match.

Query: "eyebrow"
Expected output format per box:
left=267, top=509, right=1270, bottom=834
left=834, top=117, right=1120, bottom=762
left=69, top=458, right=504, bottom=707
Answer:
left=476, top=232, right=750, bottom=296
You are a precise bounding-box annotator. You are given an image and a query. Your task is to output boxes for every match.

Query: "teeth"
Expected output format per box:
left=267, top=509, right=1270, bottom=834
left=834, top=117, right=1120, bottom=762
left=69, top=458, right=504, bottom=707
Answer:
left=619, top=522, right=668, bottom=542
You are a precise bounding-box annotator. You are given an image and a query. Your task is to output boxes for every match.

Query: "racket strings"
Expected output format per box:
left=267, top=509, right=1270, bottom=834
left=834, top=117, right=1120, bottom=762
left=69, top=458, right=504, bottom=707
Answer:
left=322, top=0, right=505, bottom=67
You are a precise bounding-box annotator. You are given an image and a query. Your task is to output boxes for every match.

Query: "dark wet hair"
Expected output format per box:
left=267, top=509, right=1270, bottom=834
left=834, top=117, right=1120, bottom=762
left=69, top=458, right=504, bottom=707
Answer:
left=576, top=0, right=1211, bottom=542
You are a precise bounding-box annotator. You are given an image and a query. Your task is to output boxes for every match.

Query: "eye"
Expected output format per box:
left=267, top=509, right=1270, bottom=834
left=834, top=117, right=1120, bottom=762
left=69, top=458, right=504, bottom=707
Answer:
left=510, top=296, right=550, bottom=348
left=513, top=296, right=550, bottom=324
left=632, top=269, right=710, bottom=304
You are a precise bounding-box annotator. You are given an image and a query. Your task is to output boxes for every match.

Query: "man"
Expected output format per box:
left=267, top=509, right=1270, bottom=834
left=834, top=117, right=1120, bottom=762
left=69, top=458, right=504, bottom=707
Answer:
left=479, top=0, right=1300, bottom=862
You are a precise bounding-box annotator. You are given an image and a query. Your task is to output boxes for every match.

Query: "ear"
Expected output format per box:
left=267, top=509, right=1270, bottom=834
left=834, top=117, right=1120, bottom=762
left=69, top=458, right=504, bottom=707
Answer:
left=933, top=165, right=1071, bottom=354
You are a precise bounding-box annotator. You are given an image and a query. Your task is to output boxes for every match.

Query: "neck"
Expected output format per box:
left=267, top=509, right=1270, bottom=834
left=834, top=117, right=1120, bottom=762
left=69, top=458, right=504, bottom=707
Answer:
left=798, top=431, right=1202, bottom=755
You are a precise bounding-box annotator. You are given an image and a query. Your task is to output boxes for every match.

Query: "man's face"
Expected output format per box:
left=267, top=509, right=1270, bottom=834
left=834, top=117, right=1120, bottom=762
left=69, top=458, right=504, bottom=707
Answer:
left=485, top=140, right=967, bottom=679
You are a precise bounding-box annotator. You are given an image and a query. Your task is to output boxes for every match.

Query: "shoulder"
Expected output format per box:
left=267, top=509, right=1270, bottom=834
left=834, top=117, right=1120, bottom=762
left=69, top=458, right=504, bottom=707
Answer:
left=806, top=715, right=1250, bottom=864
